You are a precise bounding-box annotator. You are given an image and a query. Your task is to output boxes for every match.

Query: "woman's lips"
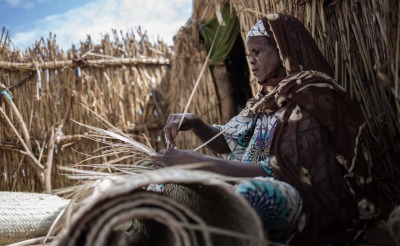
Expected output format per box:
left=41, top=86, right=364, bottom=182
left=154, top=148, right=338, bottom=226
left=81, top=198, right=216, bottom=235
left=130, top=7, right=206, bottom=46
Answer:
left=252, top=68, right=268, bottom=86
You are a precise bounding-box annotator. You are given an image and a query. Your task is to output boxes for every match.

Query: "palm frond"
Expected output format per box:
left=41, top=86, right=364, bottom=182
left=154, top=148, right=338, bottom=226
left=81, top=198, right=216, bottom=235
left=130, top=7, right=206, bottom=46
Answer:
left=72, top=120, right=156, bottom=156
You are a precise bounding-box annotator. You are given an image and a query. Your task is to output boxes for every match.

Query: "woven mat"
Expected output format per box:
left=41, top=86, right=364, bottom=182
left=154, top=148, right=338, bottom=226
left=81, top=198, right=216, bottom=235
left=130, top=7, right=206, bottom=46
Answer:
left=53, top=169, right=265, bottom=246
left=0, top=192, right=69, bottom=245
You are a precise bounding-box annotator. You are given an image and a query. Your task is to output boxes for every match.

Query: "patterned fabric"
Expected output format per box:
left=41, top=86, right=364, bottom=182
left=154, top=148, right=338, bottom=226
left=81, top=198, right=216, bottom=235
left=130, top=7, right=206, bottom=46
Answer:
left=147, top=183, right=165, bottom=192
left=246, top=19, right=269, bottom=40
left=234, top=177, right=303, bottom=243
left=238, top=14, right=379, bottom=245
left=214, top=111, right=280, bottom=178
left=214, top=111, right=302, bottom=241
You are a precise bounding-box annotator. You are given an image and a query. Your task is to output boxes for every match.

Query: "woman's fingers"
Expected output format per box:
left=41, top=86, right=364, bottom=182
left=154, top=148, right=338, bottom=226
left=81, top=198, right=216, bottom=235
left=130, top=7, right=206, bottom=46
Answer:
left=164, top=115, right=183, bottom=144
left=163, top=113, right=199, bottom=146
left=151, top=149, right=178, bottom=168
left=164, top=130, right=174, bottom=145
left=151, top=149, right=211, bottom=170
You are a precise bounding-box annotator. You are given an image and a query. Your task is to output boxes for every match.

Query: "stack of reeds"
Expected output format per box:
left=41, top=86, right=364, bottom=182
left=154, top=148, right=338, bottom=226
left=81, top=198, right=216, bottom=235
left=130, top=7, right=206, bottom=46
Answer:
left=169, top=0, right=400, bottom=215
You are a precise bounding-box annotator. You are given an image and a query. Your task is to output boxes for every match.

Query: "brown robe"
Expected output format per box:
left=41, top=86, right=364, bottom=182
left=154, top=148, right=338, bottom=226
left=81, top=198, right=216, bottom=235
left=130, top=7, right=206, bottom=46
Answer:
left=241, top=14, right=378, bottom=244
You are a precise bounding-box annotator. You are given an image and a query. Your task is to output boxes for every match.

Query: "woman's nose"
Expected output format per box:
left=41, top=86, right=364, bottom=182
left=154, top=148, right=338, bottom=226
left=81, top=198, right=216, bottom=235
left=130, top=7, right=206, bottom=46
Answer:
left=249, top=56, right=255, bottom=64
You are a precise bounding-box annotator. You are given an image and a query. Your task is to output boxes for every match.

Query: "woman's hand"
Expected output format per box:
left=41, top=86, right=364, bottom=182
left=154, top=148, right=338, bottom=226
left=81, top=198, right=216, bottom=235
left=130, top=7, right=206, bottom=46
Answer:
left=164, top=113, right=199, bottom=145
left=151, top=148, right=267, bottom=177
left=162, top=113, right=230, bottom=154
left=151, top=148, right=212, bottom=168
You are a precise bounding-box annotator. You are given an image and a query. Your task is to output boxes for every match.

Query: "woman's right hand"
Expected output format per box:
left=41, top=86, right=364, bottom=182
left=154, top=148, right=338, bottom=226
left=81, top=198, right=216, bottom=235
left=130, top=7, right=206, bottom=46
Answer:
left=164, top=113, right=199, bottom=145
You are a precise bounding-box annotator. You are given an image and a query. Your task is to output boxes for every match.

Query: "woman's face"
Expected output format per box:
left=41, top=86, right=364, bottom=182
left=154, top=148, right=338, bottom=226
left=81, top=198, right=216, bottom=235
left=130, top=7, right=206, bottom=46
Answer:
left=246, top=36, right=283, bottom=86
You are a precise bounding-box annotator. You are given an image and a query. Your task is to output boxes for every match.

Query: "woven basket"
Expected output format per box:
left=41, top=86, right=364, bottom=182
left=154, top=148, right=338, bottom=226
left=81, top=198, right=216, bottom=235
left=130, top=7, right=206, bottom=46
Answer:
left=0, top=192, right=69, bottom=245
left=53, top=168, right=265, bottom=246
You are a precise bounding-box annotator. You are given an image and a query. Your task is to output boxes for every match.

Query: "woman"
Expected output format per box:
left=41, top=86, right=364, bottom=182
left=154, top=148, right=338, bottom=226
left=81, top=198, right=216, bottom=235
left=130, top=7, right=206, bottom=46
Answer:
left=152, top=13, right=378, bottom=245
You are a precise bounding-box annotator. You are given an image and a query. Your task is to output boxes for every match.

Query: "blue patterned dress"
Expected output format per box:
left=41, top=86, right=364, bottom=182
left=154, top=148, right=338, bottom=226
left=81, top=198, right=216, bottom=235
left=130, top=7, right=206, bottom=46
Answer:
left=214, top=112, right=303, bottom=243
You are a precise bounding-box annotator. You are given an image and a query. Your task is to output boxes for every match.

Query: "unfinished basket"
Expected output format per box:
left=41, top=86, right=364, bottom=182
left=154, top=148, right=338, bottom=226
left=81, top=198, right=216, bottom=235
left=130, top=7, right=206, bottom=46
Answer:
left=53, top=168, right=265, bottom=246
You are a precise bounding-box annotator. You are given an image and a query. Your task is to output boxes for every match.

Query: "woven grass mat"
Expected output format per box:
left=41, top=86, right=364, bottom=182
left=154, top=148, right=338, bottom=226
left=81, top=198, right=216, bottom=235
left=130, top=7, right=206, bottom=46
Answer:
left=0, top=192, right=69, bottom=245
left=53, top=168, right=265, bottom=246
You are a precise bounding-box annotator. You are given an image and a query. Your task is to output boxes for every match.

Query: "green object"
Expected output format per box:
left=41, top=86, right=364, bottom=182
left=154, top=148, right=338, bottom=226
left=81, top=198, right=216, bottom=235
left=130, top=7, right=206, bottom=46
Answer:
left=200, top=5, right=240, bottom=63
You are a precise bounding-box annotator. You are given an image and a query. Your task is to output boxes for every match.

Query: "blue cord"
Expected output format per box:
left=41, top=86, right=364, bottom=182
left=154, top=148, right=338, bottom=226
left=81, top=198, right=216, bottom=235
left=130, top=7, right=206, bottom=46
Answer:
left=0, top=89, right=13, bottom=101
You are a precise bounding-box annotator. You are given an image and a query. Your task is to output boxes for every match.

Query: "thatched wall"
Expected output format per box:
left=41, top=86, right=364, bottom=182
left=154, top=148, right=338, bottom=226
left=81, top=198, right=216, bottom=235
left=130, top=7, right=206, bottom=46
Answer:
left=0, top=29, right=170, bottom=192
left=169, top=0, right=400, bottom=215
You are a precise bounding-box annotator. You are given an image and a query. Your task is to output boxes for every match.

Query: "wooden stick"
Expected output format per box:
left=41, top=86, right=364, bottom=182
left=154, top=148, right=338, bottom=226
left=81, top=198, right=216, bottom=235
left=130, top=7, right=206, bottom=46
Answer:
left=0, top=107, right=45, bottom=189
left=0, top=57, right=170, bottom=71
left=44, top=126, right=55, bottom=194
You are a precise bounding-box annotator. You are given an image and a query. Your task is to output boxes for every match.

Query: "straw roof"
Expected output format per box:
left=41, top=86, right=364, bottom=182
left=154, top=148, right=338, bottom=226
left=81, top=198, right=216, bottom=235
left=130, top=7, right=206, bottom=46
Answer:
left=169, top=0, right=400, bottom=216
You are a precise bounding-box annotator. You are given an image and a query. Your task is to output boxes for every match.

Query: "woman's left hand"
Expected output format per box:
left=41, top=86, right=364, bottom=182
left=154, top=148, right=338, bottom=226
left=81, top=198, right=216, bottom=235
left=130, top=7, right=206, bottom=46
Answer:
left=151, top=148, right=211, bottom=168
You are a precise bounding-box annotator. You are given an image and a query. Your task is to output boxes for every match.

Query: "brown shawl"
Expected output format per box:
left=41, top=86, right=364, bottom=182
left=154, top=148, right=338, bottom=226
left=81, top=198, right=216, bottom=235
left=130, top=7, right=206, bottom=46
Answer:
left=241, top=14, right=378, bottom=244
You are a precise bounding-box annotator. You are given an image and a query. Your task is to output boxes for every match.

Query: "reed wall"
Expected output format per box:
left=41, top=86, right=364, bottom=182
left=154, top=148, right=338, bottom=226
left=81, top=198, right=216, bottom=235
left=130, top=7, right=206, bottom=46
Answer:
left=0, top=29, right=170, bottom=192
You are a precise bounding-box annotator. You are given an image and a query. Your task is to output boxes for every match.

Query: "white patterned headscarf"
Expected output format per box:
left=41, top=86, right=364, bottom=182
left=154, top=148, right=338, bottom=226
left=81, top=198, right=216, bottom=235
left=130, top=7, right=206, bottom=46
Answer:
left=246, top=19, right=269, bottom=40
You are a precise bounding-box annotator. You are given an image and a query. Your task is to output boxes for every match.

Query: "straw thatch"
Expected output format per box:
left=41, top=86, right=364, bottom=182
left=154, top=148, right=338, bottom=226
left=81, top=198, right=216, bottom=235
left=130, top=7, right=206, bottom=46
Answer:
left=0, top=28, right=170, bottom=193
left=169, top=0, right=400, bottom=217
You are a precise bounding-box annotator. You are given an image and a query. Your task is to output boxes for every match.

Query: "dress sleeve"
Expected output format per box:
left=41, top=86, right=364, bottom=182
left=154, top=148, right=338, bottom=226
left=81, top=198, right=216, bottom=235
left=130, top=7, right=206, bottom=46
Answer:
left=213, top=114, right=256, bottom=161
left=258, top=159, right=278, bottom=178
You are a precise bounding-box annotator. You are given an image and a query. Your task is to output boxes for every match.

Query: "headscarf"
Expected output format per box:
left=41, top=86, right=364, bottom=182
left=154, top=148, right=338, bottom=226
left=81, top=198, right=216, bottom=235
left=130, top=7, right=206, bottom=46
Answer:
left=246, top=19, right=269, bottom=39
left=242, top=13, right=378, bottom=244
